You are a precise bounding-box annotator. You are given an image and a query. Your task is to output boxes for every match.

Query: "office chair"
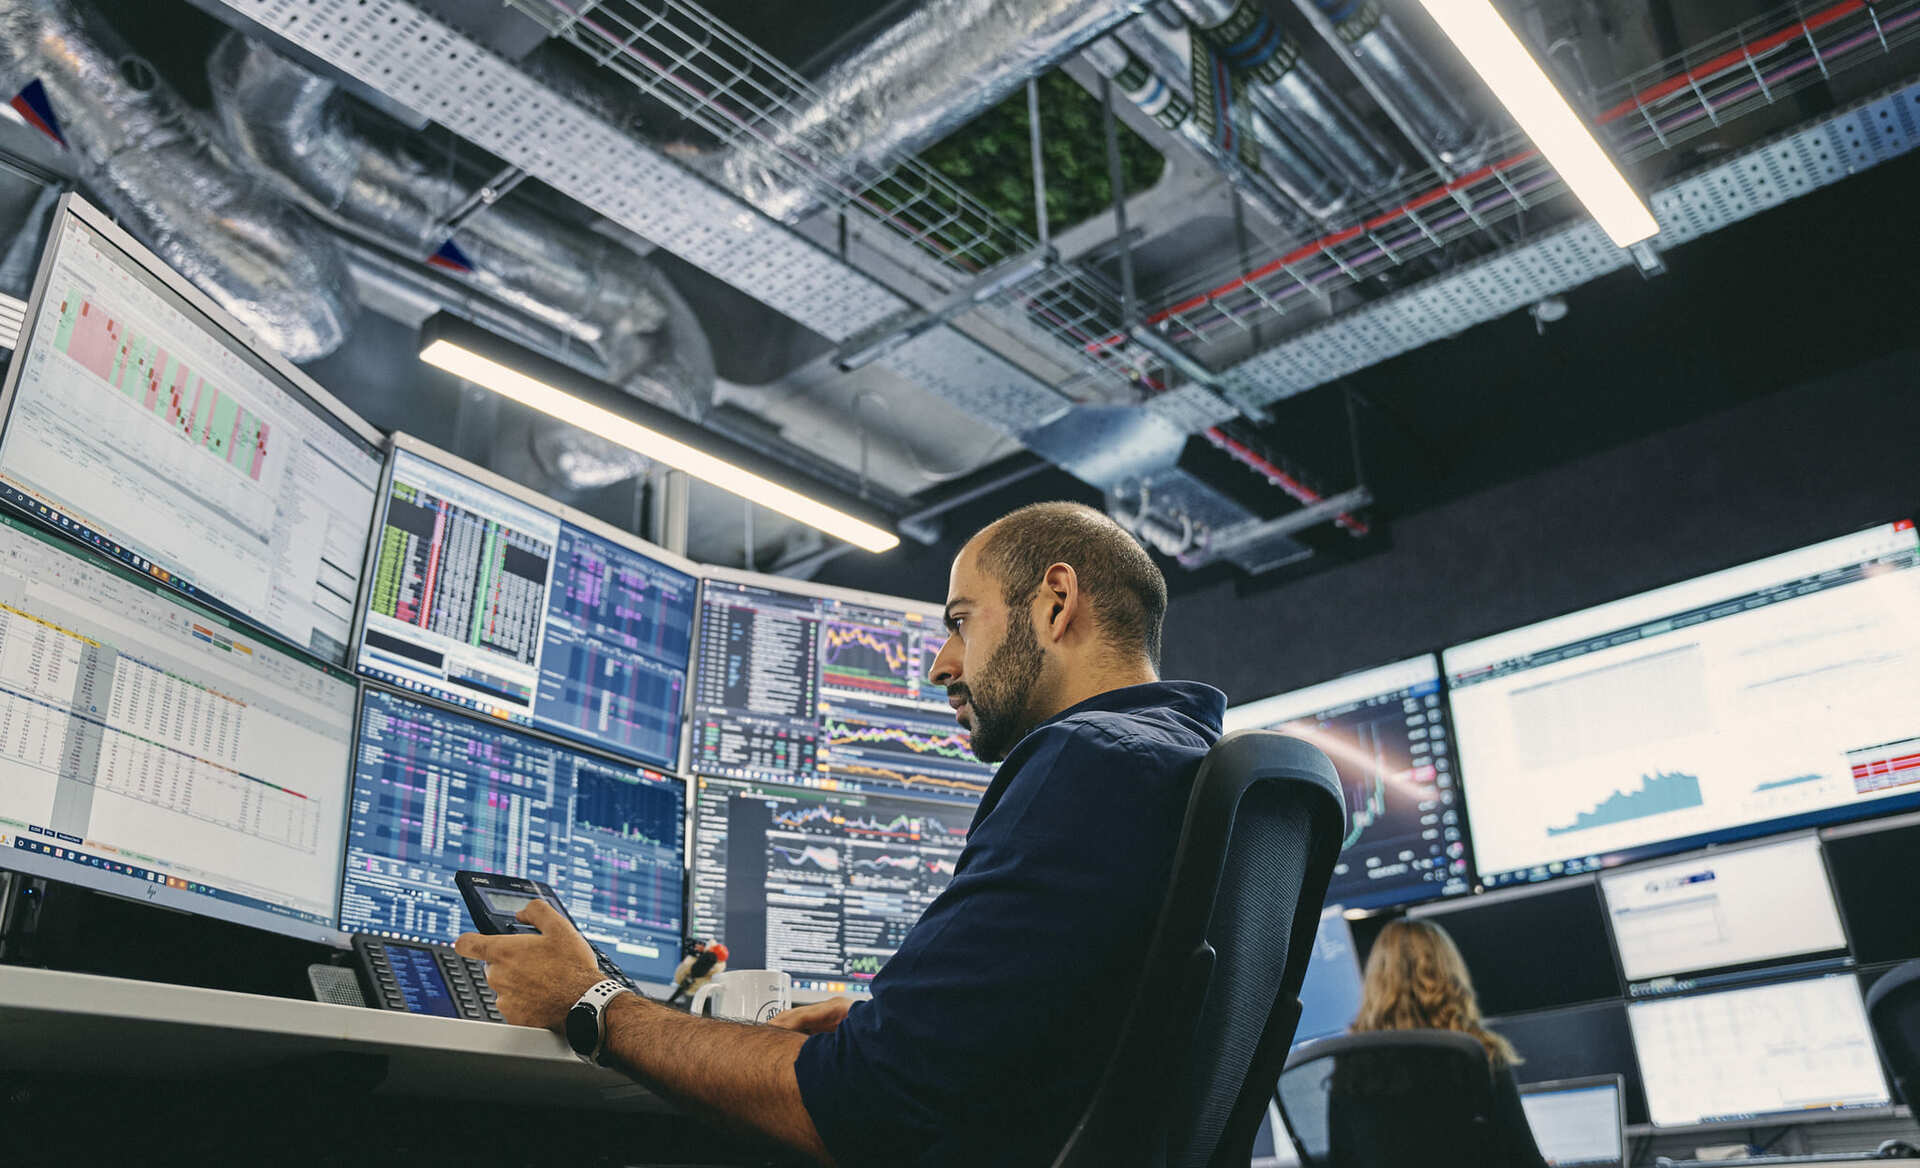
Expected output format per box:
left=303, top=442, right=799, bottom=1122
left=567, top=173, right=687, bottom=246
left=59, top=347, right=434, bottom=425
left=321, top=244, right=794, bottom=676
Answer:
left=1051, top=730, right=1345, bottom=1168
left=1867, top=959, right=1920, bottom=1106
left=1276, top=1031, right=1496, bottom=1168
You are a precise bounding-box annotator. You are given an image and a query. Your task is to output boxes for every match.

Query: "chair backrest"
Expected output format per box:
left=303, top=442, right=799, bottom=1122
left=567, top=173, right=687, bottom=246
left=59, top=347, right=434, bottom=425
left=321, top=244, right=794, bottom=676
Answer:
left=1276, top=1031, right=1496, bottom=1168
left=1052, top=730, right=1346, bottom=1168
left=1867, top=959, right=1920, bottom=1106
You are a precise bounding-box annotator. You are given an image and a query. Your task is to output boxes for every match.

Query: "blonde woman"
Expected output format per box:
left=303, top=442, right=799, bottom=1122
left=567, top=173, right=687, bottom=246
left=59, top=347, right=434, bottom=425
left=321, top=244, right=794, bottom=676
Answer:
left=1336, top=918, right=1548, bottom=1168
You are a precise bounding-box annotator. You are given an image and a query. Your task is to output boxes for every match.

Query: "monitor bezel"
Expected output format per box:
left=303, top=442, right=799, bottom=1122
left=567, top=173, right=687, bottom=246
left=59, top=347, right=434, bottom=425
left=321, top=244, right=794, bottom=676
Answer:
left=0, top=193, right=387, bottom=666
left=1517, top=1074, right=1627, bottom=1168
left=338, top=679, right=688, bottom=996
left=1441, top=518, right=1920, bottom=891
left=1223, top=652, right=1478, bottom=912
left=0, top=509, right=360, bottom=949
left=347, top=431, right=703, bottom=772
left=1622, top=970, right=1894, bottom=1129
left=1596, top=830, right=1852, bottom=992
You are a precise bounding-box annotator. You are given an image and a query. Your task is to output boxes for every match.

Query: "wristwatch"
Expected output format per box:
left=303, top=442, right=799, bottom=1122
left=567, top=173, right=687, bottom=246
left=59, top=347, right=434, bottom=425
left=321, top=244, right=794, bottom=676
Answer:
left=566, top=978, right=634, bottom=1065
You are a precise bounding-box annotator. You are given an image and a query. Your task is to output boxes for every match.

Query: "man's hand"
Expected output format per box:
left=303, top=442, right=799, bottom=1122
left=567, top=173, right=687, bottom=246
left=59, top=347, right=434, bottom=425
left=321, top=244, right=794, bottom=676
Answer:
left=454, top=899, right=603, bottom=1030
left=769, top=997, right=854, bottom=1035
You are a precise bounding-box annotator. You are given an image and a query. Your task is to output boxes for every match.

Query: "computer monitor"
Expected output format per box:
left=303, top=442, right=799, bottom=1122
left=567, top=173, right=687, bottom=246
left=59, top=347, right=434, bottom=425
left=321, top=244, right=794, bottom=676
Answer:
left=1626, top=973, right=1890, bottom=1127
left=0, top=511, right=356, bottom=943
left=0, top=193, right=385, bottom=666
left=353, top=436, right=697, bottom=770
left=1295, top=907, right=1366, bottom=1044
left=1226, top=655, right=1471, bottom=909
left=690, top=569, right=996, bottom=805
left=689, top=776, right=969, bottom=992
left=339, top=686, right=686, bottom=988
left=1444, top=520, right=1920, bottom=888
left=1491, top=1002, right=1649, bottom=1126
left=1519, top=1077, right=1626, bottom=1168
left=1600, top=834, right=1848, bottom=989
left=1417, top=880, right=1623, bottom=1015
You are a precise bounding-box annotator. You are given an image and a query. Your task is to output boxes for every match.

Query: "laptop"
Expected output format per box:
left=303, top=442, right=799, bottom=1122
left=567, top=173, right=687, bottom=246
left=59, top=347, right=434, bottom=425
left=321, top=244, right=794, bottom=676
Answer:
left=1520, top=1075, right=1627, bottom=1168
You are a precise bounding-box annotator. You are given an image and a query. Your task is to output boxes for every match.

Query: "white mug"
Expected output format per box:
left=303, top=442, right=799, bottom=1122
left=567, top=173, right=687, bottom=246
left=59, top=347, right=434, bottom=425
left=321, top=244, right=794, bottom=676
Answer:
left=690, top=969, right=792, bottom=1023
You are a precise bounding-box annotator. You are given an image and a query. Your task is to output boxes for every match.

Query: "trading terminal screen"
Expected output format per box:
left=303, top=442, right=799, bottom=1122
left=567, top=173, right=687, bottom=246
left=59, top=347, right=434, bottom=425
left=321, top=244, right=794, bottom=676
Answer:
left=1446, top=520, right=1920, bottom=887
left=340, top=687, right=685, bottom=985
left=690, top=576, right=996, bottom=805
left=355, top=447, right=696, bottom=770
left=1627, top=974, right=1889, bottom=1127
left=1295, top=907, right=1366, bottom=1044
left=1225, top=655, right=1470, bottom=909
left=690, top=777, right=969, bottom=992
left=0, top=512, right=357, bottom=943
left=0, top=205, right=384, bottom=665
left=1600, top=834, right=1848, bottom=987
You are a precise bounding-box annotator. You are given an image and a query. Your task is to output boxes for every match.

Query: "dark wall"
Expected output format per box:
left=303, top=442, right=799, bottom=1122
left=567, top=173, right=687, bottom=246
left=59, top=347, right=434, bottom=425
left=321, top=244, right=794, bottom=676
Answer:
left=1165, top=351, right=1920, bottom=706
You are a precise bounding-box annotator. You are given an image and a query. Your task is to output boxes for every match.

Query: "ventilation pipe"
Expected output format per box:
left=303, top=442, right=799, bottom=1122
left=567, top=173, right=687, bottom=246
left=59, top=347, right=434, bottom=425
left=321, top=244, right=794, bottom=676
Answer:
left=205, top=34, right=714, bottom=488
left=0, top=0, right=355, bottom=361
left=721, top=0, right=1142, bottom=223
left=207, top=35, right=712, bottom=421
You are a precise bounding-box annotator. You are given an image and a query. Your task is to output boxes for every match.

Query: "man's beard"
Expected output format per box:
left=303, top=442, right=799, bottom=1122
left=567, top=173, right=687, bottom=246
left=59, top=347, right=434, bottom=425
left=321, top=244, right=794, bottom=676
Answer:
left=953, top=613, right=1047, bottom=763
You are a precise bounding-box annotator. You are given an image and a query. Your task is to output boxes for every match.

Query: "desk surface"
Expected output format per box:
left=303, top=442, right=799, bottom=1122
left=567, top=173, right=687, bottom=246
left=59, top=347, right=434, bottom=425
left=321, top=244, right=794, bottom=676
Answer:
left=0, top=964, right=669, bottom=1112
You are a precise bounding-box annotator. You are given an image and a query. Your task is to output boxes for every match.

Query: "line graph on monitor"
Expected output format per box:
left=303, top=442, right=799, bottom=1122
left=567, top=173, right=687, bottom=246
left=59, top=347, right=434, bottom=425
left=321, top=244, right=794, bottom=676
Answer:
left=821, top=621, right=915, bottom=699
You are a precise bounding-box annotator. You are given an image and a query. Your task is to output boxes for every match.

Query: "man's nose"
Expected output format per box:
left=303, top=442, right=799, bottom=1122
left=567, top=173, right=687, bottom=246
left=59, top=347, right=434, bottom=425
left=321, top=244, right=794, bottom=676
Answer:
left=928, top=635, right=961, bottom=686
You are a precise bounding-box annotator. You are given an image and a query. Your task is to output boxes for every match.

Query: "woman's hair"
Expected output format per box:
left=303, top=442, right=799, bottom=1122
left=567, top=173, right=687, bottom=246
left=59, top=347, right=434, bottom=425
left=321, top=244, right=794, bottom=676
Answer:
left=1351, top=918, right=1521, bottom=1068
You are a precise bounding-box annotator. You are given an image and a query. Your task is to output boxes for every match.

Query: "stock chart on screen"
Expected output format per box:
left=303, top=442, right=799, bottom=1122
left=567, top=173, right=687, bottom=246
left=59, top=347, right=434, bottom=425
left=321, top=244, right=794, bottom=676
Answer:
left=355, top=444, right=696, bottom=769
left=1447, top=520, right=1920, bottom=888
left=690, top=575, right=995, bottom=805
left=691, top=777, right=968, bottom=991
left=1226, top=655, right=1471, bottom=909
left=0, top=200, right=383, bottom=665
left=340, top=687, right=685, bottom=984
left=0, top=511, right=357, bottom=944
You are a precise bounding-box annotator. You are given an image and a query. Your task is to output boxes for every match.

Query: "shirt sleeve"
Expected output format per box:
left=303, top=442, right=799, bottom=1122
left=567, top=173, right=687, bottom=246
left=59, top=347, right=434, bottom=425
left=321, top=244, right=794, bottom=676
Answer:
left=791, top=721, right=1189, bottom=1168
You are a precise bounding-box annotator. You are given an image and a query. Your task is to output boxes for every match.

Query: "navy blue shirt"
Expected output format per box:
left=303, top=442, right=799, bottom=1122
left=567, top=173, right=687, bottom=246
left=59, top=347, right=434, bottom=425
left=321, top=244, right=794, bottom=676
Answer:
left=793, top=681, right=1226, bottom=1168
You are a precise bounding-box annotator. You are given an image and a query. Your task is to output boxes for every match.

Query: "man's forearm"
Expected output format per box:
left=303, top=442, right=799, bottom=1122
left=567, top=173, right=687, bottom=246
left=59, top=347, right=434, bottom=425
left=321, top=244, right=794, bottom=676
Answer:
left=601, top=994, right=832, bottom=1165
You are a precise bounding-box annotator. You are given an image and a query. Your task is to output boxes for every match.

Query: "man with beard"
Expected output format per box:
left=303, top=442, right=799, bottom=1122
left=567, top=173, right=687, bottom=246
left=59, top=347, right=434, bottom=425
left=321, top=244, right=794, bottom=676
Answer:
left=458, top=502, right=1225, bottom=1167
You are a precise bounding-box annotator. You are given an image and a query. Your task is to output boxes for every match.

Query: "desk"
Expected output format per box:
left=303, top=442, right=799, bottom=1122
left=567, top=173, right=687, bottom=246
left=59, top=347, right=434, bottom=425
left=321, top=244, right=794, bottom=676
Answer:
left=0, top=964, right=668, bottom=1113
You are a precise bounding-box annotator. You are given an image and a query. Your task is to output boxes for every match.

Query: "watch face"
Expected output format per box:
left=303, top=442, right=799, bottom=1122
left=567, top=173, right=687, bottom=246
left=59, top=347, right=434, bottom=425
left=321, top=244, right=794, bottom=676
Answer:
left=565, top=1003, right=600, bottom=1058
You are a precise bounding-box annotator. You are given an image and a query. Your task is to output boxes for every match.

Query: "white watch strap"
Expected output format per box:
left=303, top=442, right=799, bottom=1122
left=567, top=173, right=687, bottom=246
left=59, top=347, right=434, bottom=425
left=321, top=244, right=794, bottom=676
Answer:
left=578, top=978, right=631, bottom=1012
left=576, top=978, right=633, bottom=1064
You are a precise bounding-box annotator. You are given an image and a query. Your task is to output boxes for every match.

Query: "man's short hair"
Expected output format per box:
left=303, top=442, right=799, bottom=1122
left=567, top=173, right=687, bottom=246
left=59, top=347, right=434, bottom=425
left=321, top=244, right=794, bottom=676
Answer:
left=973, top=502, right=1168, bottom=668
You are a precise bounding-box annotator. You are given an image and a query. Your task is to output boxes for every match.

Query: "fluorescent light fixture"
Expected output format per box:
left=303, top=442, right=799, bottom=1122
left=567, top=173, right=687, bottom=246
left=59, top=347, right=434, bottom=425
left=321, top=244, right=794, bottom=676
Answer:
left=1417, top=0, right=1658, bottom=248
left=420, top=321, right=899, bottom=553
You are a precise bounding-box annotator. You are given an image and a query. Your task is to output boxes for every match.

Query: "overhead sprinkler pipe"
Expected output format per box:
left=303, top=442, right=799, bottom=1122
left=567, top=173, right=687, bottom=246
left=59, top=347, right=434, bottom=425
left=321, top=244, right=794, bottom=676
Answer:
left=1080, top=35, right=1331, bottom=224
left=1299, top=0, right=1486, bottom=168
left=1169, top=0, right=1405, bottom=195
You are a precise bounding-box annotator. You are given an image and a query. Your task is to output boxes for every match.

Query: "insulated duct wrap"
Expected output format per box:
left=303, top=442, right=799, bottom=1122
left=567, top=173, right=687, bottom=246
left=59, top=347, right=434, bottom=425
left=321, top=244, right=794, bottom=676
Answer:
left=206, top=33, right=714, bottom=430
left=0, top=0, right=354, bottom=360
left=722, top=0, right=1140, bottom=223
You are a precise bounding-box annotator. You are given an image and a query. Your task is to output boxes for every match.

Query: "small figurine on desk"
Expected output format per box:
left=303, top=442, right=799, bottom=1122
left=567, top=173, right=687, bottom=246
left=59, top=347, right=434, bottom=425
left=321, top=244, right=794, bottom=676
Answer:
left=665, top=940, right=729, bottom=1006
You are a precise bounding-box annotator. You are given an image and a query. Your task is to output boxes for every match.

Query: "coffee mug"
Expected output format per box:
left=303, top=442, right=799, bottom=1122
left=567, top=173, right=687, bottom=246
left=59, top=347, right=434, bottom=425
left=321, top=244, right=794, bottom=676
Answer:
left=690, top=968, right=792, bottom=1023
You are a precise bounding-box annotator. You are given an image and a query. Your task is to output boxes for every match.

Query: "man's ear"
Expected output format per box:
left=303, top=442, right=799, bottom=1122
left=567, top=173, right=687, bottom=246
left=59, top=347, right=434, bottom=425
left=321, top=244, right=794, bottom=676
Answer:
left=1040, top=563, right=1079, bottom=643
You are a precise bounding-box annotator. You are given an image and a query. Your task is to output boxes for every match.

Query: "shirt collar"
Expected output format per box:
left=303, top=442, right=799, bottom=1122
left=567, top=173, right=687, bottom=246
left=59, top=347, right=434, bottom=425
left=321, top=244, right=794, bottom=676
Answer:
left=1029, top=680, right=1226, bottom=735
